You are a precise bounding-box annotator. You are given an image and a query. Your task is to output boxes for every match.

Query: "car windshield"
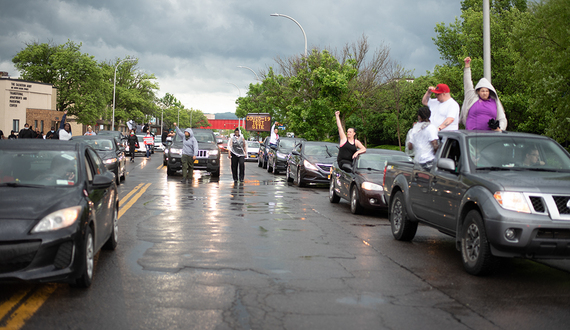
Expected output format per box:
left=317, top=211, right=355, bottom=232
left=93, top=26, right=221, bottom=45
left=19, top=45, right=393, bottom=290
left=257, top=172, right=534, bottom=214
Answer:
left=0, top=150, right=79, bottom=187
left=357, top=154, right=412, bottom=171
left=304, top=144, right=334, bottom=157
left=247, top=141, right=260, bottom=148
left=468, top=136, right=570, bottom=171
left=278, top=140, right=296, bottom=150
left=173, top=132, right=214, bottom=143
left=83, top=139, right=114, bottom=151
left=155, top=136, right=162, bottom=143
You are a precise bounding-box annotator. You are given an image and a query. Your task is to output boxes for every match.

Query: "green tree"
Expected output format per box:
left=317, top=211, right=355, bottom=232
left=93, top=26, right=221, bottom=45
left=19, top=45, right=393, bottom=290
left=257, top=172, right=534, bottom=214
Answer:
left=513, top=0, right=570, bottom=144
left=13, top=40, right=106, bottom=124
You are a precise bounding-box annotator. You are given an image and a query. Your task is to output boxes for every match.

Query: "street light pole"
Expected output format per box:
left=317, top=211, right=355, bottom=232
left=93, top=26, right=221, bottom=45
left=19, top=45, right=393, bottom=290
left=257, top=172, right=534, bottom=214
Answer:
left=483, top=0, right=491, bottom=82
left=270, top=13, right=307, bottom=57
left=237, top=66, right=260, bottom=81
left=112, top=58, right=136, bottom=131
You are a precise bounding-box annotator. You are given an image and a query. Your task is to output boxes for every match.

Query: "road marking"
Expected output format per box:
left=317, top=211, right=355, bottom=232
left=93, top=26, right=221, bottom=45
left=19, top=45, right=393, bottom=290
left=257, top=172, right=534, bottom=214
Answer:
left=0, top=285, right=57, bottom=330
left=157, top=165, right=164, bottom=170
left=118, top=182, right=152, bottom=219
left=0, top=289, right=32, bottom=321
left=119, top=183, right=144, bottom=206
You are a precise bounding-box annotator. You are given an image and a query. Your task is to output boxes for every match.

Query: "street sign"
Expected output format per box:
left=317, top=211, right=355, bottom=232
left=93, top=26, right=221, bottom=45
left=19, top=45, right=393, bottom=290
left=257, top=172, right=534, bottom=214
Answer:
left=245, top=113, right=271, bottom=131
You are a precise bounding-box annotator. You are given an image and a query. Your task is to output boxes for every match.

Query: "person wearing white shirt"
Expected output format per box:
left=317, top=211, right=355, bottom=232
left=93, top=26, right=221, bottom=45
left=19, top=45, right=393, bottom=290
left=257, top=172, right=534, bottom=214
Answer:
left=407, top=107, right=439, bottom=170
left=422, top=83, right=460, bottom=131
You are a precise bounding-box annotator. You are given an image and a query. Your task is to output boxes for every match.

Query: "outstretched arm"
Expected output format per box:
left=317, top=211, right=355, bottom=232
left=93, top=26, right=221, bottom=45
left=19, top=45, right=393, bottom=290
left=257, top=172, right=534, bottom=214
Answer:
left=353, top=140, right=367, bottom=158
left=422, top=87, right=435, bottom=106
left=59, top=110, right=68, bottom=129
left=335, top=111, right=347, bottom=145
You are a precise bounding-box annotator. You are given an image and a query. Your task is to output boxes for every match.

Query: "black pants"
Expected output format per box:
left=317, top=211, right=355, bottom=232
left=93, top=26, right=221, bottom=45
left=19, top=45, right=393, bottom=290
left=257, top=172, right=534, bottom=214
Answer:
left=230, top=153, right=245, bottom=181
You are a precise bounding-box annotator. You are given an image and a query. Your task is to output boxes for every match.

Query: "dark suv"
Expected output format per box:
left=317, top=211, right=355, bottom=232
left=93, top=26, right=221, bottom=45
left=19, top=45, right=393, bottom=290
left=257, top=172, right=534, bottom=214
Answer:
left=267, top=137, right=306, bottom=174
left=164, top=129, right=220, bottom=177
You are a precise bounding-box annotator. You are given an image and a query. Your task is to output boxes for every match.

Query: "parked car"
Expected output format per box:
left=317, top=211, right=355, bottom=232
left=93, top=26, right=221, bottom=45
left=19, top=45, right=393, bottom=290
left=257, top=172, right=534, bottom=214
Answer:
left=286, top=141, right=338, bottom=187
left=246, top=141, right=260, bottom=162
left=154, top=136, right=164, bottom=151
left=383, top=130, right=570, bottom=275
left=330, top=149, right=411, bottom=214
left=0, top=139, right=119, bottom=288
left=218, top=139, right=229, bottom=153
left=164, top=128, right=220, bottom=177
left=73, top=135, right=127, bottom=185
left=267, top=137, right=306, bottom=174
left=257, top=136, right=270, bottom=169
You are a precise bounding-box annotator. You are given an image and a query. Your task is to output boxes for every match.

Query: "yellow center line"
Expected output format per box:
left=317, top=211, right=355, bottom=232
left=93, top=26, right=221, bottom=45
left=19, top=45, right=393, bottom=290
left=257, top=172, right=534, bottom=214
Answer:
left=156, top=164, right=164, bottom=170
left=0, top=289, right=32, bottom=321
left=119, top=183, right=144, bottom=206
left=1, top=284, right=57, bottom=330
left=118, top=183, right=152, bottom=219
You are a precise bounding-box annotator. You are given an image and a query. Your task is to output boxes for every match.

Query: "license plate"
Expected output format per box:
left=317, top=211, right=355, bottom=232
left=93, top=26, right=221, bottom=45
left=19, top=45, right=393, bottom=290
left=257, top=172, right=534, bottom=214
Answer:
left=194, top=160, right=199, bottom=164
left=250, top=155, right=257, bottom=158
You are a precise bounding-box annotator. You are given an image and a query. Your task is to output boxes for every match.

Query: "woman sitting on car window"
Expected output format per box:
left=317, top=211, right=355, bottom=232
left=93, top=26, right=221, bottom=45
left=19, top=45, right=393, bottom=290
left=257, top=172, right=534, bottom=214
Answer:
left=335, top=111, right=366, bottom=169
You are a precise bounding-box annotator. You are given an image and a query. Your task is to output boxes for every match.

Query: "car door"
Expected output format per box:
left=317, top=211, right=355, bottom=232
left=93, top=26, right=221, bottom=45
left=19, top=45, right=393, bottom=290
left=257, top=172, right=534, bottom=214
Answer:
left=291, top=142, right=303, bottom=179
left=429, top=138, right=464, bottom=232
left=85, top=148, right=112, bottom=249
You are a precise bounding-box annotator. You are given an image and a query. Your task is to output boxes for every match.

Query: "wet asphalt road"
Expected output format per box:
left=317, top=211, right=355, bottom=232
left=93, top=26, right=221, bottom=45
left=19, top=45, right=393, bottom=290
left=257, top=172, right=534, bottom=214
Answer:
left=2, top=152, right=570, bottom=330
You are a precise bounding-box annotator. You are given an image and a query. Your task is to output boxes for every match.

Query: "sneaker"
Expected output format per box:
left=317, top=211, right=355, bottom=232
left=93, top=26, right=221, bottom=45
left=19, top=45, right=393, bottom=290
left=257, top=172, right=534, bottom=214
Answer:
left=180, top=178, right=187, bottom=183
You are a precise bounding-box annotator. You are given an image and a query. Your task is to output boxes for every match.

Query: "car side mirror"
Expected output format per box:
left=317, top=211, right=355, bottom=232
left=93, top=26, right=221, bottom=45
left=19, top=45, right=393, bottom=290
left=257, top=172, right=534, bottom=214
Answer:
left=341, top=163, right=353, bottom=173
left=270, top=145, right=277, bottom=150
left=92, top=174, right=113, bottom=188
left=437, top=158, right=456, bottom=172
left=292, top=150, right=300, bottom=156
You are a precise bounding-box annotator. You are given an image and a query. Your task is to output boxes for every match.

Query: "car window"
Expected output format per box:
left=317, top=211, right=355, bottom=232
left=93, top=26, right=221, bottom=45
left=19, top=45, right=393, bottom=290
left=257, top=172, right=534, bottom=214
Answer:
left=247, top=141, right=260, bottom=148
left=278, top=139, right=296, bottom=149
left=87, top=148, right=104, bottom=175
left=84, top=139, right=114, bottom=151
left=304, top=145, right=329, bottom=156
left=84, top=152, right=94, bottom=182
left=0, top=150, right=78, bottom=186
left=357, top=154, right=412, bottom=170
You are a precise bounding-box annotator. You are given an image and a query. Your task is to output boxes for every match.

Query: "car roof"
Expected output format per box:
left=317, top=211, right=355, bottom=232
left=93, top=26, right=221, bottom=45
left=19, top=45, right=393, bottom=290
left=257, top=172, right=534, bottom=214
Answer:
left=361, top=148, right=408, bottom=155
left=440, top=130, right=549, bottom=139
left=0, top=139, right=84, bottom=152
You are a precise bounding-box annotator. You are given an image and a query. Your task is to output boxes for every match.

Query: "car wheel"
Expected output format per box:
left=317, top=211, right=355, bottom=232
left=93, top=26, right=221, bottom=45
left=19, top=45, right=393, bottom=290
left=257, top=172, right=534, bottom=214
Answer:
left=115, top=170, right=120, bottom=186
left=262, top=156, right=268, bottom=169
left=461, top=210, right=497, bottom=276
left=295, top=168, right=305, bottom=187
left=286, top=165, right=293, bottom=183
left=350, top=186, right=363, bottom=214
left=390, top=191, right=418, bottom=241
left=329, top=178, right=340, bottom=203
left=267, top=158, right=273, bottom=172
left=211, top=169, right=220, bottom=178
left=72, top=226, right=94, bottom=288
left=103, top=206, right=118, bottom=250
left=273, top=160, right=279, bottom=175
left=120, top=166, right=126, bottom=181
left=167, top=165, right=176, bottom=176
left=163, top=158, right=167, bottom=166
left=258, top=156, right=262, bottom=167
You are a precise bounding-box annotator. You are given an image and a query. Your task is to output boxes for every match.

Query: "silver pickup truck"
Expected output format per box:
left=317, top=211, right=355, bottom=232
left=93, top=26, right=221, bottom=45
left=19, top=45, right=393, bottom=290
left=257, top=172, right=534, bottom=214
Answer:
left=383, top=130, right=570, bottom=275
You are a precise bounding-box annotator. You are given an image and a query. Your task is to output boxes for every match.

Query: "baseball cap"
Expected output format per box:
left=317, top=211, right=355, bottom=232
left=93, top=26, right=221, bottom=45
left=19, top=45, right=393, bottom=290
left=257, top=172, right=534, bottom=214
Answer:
left=432, top=83, right=450, bottom=94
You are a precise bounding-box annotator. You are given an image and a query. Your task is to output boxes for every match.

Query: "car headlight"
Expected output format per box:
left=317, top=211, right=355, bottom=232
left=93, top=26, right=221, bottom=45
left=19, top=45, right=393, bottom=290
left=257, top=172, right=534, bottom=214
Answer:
left=361, top=182, right=383, bottom=191
left=493, top=192, right=531, bottom=213
left=104, top=157, right=117, bottom=164
left=303, top=160, right=319, bottom=171
left=209, top=149, right=219, bottom=156
left=31, top=206, right=82, bottom=233
left=170, top=148, right=182, bottom=155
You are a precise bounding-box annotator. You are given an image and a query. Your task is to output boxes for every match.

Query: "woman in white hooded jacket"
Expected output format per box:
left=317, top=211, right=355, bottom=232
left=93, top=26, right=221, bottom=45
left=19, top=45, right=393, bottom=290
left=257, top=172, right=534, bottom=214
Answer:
left=460, top=57, right=507, bottom=131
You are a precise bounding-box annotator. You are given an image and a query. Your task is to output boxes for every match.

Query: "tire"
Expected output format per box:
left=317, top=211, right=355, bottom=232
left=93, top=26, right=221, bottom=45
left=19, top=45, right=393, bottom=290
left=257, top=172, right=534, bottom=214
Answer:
left=273, top=160, right=279, bottom=175
left=267, top=157, right=273, bottom=172
left=461, top=210, right=497, bottom=276
left=350, top=186, right=363, bottom=214
left=163, top=158, right=167, bottom=166
left=390, top=191, right=418, bottom=241
left=167, top=165, right=176, bottom=176
left=262, top=156, right=268, bottom=169
left=286, top=165, right=294, bottom=183
left=258, top=157, right=262, bottom=167
left=329, top=178, right=340, bottom=203
left=72, top=226, right=94, bottom=288
left=103, top=206, right=118, bottom=250
left=211, top=169, right=220, bottom=178
left=295, top=168, right=305, bottom=187
left=115, top=170, right=120, bottom=185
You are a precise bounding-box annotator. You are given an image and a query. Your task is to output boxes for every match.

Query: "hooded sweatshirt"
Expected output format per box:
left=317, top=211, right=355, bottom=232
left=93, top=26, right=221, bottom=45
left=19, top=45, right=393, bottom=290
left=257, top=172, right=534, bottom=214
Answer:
left=175, top=126, right=199, bottom=157
left=461, top=67, right=507, bottom=130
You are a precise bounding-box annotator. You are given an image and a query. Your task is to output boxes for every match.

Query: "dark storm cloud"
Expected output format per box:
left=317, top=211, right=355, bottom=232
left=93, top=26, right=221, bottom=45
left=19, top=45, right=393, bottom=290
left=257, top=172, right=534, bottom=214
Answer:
left=0, top=0, right=462, bottom=113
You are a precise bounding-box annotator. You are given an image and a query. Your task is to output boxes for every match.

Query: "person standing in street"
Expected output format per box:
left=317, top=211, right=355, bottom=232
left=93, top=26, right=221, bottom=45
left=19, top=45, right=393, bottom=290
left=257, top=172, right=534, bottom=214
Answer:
left=174, top=122, right=199, bottom=183
left=421, top=83, right=460, bottom=131
left=228, top=128, right=247, bottom=183
left=143, top=131, right=154, bottom=159
left=18, top=123, right=36, bottom=139
left=127, top=129, right=139, bottom=162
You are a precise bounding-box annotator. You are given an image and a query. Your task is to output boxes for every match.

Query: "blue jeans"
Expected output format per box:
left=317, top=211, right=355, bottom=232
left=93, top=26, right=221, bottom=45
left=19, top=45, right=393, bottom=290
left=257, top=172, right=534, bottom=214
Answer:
left=146, top=145, right=152, bottom=158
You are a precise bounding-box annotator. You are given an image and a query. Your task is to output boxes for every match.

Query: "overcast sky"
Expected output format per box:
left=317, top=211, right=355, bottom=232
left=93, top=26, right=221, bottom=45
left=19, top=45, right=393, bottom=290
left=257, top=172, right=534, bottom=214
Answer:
left=0, top=0, right=462, bottom=114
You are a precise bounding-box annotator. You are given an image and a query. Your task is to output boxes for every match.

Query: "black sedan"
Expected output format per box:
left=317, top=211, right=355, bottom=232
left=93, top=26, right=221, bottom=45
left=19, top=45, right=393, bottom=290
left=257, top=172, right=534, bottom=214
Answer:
left=73, top=135, right=127, bottom=185
left=286, top=141, right=338, bottom=187
left=266, top=137, right=306, bottom=174
left=329, top=149, right=411, bottom=214
left=0, top=140, right=119, bottom=287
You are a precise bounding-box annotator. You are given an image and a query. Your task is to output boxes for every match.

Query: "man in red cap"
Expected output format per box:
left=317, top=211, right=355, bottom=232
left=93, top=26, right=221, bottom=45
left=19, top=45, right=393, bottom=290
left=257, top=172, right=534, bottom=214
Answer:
left=421, top=83, right=459, bottom=131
